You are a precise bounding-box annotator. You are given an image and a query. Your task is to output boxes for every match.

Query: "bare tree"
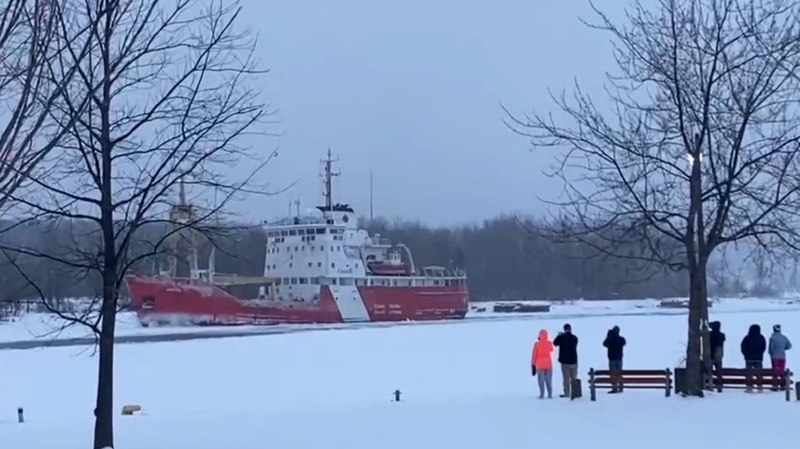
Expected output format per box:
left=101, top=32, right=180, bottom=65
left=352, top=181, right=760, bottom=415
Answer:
left=0, top=0, right=90, bottom=209
left=506, top=0, right=800, bottom=396
left=2, top=0, right=274, bottom=447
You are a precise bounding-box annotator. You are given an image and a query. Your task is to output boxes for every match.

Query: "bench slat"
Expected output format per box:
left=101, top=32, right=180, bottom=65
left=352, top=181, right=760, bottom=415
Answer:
left=593, top=376, right=670, bottom=385
left=712, top=368, right=779, bottom=376
left=711, top=378, right=782, bottom=386
left=593, top=369, right=668, bottom=376
left=592, top=384, right=671, bottom=390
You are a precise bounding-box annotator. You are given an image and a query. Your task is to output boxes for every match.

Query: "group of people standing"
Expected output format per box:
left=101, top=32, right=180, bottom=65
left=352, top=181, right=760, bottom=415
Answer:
left=530, top=320, right=792, bottom=398
left=530, top=323, right=626, bottom=399
left=709, top=321, right=793, bottom=391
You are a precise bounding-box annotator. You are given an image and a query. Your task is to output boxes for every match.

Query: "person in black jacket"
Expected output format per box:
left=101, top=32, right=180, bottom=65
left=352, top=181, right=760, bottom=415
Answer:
left=708, top=321, right=726, bottom=390
left=740, top=324, right=767, bottom=392
left=553, top=323, right=579, bottom=398
left=603, top=325, right=626, bottom=393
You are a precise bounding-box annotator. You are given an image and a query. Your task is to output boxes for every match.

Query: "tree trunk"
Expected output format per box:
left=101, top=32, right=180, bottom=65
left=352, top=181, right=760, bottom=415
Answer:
left=93, top=294, right=116, bottom=449
left=699, top=263, right=712, bottom=387
left=685, top=266, right=706, bottom=396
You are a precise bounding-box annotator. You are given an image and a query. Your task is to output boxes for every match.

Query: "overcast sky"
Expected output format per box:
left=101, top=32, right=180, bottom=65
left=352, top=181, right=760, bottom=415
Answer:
left=240, top=0, right=626, bottom=226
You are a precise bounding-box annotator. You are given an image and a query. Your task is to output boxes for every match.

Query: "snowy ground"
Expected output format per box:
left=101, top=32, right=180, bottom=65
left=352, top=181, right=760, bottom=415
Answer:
left=0, top=296, right=798, bottom=344
left=2, top=306, right=799, bottom=449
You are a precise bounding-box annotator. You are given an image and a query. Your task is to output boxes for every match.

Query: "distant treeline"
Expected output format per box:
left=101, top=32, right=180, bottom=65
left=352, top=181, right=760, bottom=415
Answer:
left=0, top=215, right=763, bottom=304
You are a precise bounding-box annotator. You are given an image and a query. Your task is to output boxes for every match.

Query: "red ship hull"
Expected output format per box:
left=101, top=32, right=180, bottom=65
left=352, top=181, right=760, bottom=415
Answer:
left=124, top=275, right=469, bottom=325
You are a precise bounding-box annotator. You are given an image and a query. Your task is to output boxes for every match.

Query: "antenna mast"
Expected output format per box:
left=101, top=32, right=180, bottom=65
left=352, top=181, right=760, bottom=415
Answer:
left=369, top=168, right=374, bottom=221
left=322, top=148, right=339, bottom=210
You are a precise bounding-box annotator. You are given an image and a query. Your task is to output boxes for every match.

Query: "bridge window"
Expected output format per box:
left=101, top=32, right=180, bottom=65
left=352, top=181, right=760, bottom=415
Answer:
left=340, top=278, right=354, bottom=286
left=297, top=229, right=305, bottom=235
left=299, top=277, right=308, bottom=285
left=315, top=228, right=326, bottom=234
left=289, top=230, right=297, bottom=236
left=280, top=230, right=288, bottom=236
left=290, top=278, right=297, bottom=285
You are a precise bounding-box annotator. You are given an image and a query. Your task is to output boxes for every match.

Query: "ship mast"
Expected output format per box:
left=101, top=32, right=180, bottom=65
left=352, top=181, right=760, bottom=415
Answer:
left=167, top=178, right=199, bottom=277
left=369, top=168, right=374, bottom=221
left=322, top=148, right=339, bottom=210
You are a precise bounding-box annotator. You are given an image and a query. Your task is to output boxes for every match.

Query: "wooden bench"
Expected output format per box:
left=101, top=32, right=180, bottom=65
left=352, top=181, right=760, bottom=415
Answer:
left=705, top=368, right=793, bottom=401
left=588, top=368, right=672, bottom=401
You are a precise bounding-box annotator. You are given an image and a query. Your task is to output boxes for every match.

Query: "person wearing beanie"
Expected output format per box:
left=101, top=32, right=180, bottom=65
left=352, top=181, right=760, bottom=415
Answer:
left=553, top=323, right=579, bottom=398
left=709, top=321, right=726, bottom=391
left=603, top=325, right=626, bottom=393
left=740, top=324, right=767, bottom=392
left=768, top=324, right=792, bottom=391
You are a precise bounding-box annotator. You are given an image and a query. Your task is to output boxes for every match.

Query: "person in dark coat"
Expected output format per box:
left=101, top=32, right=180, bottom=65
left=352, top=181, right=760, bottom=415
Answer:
left=602, top=325, right=626, bottom=393
left=708, top=321, right=726, bottom=390
left=553, top=323, right=579, bottom=398
left=740, top=324, right=767, bottom=391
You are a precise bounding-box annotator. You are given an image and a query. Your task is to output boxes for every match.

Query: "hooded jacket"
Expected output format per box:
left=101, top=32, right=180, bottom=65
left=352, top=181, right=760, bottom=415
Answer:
left=603, top=327, right=626, bottom=361
left=531, top=329, right=554, bottom=369
left=769, top=330, right=792, bottom=359
left=740, top=324, right=767, bottom=362
left=709, top=321, right=725, bottom=360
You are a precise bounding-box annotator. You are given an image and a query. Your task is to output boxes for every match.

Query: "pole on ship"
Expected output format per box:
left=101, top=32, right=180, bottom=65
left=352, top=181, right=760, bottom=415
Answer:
left=369, top=168, right=374, bottom=221
left=322, top=148, right=339, bottom=211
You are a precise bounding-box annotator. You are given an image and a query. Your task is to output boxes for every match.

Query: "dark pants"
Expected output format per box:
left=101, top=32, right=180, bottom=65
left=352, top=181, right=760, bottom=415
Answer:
left=608, top=359, right=623, bottom=389
left=745, top=360, right=763, bottom=390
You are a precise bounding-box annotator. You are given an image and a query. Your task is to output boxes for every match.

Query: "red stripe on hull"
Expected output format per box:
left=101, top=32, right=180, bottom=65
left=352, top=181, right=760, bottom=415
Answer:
left=124, top=275, right=468, bottom=326
left=359, top=286, right=468, bottom=321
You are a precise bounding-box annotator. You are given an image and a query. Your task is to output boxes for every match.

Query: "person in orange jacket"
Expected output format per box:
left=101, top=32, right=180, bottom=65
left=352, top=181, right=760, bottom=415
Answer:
left=531, top=328, right=554, bottom=398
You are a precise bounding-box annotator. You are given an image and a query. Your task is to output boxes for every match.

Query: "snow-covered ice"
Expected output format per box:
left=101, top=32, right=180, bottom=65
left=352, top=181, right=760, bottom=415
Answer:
left=1, top=304, right=798, bottom=449
left=1, top=296, right=799, bottom=343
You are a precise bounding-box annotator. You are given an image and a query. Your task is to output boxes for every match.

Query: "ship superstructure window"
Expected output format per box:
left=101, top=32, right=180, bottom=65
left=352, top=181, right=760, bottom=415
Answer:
left=316, top=228, right=326, bottom=234
left=299, top=278, right=308, bottom=284
left=311, top=277, right=320, bottom=285
left=289, top=230, right=297, bottom=236
left=340, top=278, right=354, bottom=286
left=280, top=231, right=288, bottom=236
